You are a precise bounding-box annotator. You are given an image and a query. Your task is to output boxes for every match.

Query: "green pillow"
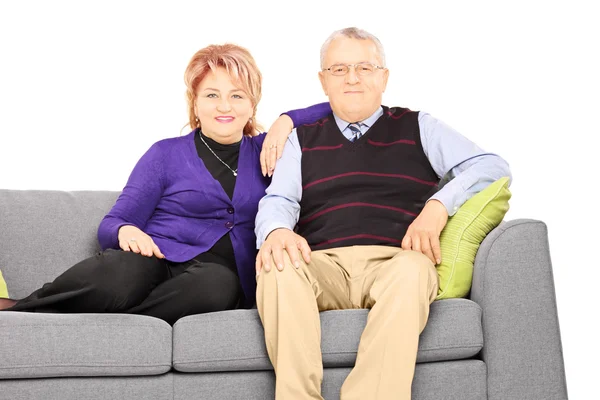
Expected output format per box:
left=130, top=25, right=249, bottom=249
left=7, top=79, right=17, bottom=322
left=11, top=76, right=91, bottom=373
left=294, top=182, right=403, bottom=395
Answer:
left=0, top=270, right=8, bottom=298
left=436, top=176, right=511, bottom=300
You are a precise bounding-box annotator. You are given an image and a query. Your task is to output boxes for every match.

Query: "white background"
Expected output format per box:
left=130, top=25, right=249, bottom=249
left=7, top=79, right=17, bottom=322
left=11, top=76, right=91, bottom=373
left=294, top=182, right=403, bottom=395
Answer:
left=1, top=1, right=597, bottom=397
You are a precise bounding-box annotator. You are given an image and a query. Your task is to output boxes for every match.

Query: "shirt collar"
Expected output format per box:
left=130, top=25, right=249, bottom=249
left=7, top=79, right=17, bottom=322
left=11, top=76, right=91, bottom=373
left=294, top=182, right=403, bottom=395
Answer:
left=333, top=106, right=384, bottom=133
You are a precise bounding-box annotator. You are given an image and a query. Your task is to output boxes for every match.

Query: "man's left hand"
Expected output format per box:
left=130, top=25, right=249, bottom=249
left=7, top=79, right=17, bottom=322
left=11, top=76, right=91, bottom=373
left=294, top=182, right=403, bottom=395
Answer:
left=401, top=199, right=449, bottom=265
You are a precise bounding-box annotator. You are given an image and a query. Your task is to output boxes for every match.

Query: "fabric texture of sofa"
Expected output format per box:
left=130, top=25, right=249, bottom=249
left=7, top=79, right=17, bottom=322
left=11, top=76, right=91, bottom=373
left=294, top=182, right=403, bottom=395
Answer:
left=0, top=189, right=568, bottom=399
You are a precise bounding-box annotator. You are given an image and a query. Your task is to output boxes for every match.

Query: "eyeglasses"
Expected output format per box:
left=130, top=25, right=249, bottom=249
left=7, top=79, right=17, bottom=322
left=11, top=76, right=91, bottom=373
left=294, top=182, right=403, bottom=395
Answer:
left=322, top=62, right=386, bottom=76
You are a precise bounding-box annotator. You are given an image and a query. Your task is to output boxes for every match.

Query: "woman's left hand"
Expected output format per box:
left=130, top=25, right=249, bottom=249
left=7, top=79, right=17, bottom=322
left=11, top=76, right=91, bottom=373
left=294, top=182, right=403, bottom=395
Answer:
left=260, top=114, right=293, bottom=177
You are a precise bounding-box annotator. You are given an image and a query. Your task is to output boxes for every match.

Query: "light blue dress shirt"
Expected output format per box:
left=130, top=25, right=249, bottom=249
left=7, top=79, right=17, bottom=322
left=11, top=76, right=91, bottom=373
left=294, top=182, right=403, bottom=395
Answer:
left=255, top=106, right=512, bottom=248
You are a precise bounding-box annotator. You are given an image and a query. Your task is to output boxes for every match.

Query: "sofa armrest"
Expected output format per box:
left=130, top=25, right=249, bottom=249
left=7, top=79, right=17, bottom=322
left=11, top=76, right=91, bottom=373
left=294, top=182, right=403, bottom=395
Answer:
left=470, top=219, right=568, bottom=399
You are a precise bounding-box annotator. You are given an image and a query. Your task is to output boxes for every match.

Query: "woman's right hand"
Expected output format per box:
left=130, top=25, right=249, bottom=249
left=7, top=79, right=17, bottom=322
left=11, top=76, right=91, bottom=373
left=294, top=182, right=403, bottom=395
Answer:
left=118, top=225, right=165, bottom=259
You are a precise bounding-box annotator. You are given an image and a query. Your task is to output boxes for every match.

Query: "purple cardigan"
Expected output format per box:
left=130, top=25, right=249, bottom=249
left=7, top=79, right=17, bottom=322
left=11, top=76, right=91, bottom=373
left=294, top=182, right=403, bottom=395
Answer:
left=97, top=103, right=331, bottom=306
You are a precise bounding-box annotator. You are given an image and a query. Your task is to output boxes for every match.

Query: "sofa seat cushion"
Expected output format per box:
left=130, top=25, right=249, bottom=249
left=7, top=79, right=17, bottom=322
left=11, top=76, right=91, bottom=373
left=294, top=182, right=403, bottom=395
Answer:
left=173, top=298, right=482, bottom=372
left=0, top=313, right=172, bottom=379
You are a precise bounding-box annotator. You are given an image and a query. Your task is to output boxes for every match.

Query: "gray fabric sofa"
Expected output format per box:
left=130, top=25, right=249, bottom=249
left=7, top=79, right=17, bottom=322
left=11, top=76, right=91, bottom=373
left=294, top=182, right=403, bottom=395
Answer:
left=0, top=189, right=568, bottom=399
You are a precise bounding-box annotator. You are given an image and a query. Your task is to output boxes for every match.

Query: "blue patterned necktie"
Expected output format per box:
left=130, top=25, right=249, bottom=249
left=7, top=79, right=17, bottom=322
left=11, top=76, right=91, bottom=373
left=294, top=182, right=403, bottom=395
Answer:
left=348, top=123, right=363, bottom=142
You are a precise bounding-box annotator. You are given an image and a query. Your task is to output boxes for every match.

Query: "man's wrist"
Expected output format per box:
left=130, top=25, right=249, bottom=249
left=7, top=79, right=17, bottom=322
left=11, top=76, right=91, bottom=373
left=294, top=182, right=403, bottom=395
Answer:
left=257, top=223, right=293, bottom=248
left=426, top=196, right=453, bottom=216
left=426, top=198, right=446, bottom=209
left=266, top=227, right=292, bottom=240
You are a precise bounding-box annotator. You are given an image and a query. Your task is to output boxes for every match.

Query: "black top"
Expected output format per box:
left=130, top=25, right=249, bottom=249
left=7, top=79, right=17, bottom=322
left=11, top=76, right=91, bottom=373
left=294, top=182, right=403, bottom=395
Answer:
left=193, top=130, right=240, bottom=273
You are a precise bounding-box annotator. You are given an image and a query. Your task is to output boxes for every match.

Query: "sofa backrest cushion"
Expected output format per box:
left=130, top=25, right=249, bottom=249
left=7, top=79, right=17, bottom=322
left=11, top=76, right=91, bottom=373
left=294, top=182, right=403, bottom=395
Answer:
left=0, top=189, right=118, bottom=298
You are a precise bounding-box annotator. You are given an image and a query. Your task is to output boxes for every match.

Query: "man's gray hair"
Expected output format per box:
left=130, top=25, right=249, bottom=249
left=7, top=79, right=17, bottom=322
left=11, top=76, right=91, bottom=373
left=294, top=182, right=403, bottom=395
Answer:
left=320, top=27, right=386, bottom=69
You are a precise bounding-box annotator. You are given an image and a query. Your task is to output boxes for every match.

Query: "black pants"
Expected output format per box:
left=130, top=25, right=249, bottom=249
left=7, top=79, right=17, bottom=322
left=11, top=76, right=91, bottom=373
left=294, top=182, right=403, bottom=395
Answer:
left=6, top=249, right=241, bottom=325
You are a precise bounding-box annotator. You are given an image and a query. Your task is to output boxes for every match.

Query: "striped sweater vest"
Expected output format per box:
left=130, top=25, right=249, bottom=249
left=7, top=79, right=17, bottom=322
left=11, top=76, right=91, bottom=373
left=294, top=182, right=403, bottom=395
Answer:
left=296, top=106, right=439, bottom=250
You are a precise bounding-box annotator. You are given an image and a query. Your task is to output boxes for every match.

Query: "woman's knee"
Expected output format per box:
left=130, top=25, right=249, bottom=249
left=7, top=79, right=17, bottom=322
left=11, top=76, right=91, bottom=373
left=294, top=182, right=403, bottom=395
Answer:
left=68, top=250, right=166, bottom=310
left=188, top=264, right=241, bottom=312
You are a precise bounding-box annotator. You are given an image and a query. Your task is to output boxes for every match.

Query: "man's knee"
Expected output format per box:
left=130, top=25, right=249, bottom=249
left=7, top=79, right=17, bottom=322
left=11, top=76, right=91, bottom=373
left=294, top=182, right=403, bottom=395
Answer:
left=257, top=252, right=313, bottom=294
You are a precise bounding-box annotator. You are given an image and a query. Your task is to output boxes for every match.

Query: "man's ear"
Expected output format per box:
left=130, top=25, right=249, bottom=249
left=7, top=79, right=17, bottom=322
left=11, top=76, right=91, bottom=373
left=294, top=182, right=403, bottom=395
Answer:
left=318, top=71, right=328, bottom=96
left=382, top=68, right=390, bottom=92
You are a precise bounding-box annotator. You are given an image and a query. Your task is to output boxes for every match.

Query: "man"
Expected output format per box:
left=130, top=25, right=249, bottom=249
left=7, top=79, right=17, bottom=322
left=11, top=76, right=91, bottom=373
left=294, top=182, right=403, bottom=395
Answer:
left=254, top=27, right=511, bottom=400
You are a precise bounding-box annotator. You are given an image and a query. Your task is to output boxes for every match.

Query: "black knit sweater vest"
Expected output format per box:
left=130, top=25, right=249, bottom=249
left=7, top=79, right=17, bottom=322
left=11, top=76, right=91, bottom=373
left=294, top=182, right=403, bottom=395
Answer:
left=296, top=106, right=439, bottom=250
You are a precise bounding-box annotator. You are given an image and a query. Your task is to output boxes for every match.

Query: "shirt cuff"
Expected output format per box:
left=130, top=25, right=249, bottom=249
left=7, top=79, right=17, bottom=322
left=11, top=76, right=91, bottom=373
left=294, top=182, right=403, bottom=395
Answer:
left=428, top=189, right=466, bottom=217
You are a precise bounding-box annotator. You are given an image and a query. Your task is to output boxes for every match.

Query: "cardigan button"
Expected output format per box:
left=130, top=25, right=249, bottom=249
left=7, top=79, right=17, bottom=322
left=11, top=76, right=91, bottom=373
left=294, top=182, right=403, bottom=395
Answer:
left=227, top=207, right=234, bottom=214
left=225, top=221, right=234, bottom=229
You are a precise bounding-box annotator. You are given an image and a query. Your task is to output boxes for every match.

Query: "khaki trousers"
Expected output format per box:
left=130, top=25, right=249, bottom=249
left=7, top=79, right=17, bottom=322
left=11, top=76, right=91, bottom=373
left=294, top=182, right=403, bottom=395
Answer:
left=256, top=245, right=439, bottom=400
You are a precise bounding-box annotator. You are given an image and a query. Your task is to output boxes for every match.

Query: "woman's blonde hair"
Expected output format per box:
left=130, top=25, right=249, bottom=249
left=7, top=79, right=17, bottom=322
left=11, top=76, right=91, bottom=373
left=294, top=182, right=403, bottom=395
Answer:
left=184, top=43, right=263, bottom=135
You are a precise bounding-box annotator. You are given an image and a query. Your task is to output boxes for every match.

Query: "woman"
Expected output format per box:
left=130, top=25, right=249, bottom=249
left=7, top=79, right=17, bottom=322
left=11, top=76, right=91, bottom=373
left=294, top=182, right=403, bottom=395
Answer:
left=0, top=43, right=331, bottom=325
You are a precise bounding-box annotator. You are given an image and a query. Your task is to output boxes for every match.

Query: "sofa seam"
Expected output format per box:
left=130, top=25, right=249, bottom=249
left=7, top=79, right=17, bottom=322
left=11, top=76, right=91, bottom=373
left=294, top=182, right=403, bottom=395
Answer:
left=0, top=363, right=172, bottom=369
left=0, top=323, right=171, bottom=333
left=173, top=344, right=484, bottom=364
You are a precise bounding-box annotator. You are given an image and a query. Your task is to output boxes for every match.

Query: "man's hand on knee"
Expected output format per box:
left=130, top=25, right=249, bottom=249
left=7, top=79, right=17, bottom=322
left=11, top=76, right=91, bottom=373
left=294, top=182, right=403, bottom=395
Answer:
left=256, top=228, right=311, bottom=276
left=401, top=199, right=448, bottom=265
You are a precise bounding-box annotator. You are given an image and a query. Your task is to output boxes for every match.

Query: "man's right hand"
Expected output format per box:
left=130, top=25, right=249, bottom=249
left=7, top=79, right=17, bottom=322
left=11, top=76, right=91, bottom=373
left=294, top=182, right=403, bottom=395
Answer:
left=118, top=225, right=165, bottom=259
left=256, top=228, right=311, bottom=276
